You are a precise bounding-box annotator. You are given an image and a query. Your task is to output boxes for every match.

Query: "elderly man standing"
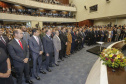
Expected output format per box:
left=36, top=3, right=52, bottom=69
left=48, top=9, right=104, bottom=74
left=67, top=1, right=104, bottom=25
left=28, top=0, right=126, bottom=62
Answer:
left=43, top=29, right=54, bottom=72
left=8, top=29, right=33, bottom=84
left=53, top=30, right=61, bottom=66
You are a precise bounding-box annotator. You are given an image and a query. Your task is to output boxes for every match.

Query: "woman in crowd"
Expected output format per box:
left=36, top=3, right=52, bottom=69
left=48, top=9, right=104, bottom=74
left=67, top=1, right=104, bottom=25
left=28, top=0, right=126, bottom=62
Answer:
left=0, top=48, right=14, bottom=84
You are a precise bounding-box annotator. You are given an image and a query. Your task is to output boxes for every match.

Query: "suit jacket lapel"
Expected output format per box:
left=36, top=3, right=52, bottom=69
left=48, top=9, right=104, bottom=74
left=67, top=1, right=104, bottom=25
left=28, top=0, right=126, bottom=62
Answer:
left=46, top=35, right=51, bottom=41
left=32, top=36, right=39, bottom=46
left=13, top=39, right=23, bottom=51
left=38, top=37, right=41, bottom=46
left=3, top=36, right=7, bottom=43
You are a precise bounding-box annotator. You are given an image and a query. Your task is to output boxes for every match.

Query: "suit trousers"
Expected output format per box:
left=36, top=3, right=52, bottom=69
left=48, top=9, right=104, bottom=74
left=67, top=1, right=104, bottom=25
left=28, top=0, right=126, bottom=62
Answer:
left=59, top=44, right=66, bottom=59
left=46, top=52, right=53, bottom=69
left=32, top=54, right=43, bottom=77
left=115, top=34, right=120, bottom=41
left=71, top=41, right=75, bottom=53
left=14, top=63, right=30, bottom=84
left=54, top=49, right=59, bottom=64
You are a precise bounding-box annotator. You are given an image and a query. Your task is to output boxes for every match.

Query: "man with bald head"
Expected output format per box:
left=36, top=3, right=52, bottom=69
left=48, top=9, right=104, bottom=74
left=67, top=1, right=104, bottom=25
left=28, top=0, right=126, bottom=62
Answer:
left=8, top=29, right=33, bottom=84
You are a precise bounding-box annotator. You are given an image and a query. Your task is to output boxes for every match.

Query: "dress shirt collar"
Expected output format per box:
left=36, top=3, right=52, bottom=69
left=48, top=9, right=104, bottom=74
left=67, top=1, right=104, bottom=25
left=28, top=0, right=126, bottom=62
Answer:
left=14, top=38, right=20, bottom=45
left=46, top=34, right=51, bottom=38
left=0, top=35, right=5, bottom=42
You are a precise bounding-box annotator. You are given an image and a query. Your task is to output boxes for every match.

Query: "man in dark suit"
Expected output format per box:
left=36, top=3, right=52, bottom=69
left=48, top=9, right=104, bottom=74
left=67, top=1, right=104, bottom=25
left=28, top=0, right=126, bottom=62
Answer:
left=82, top=29, right=86, bottom=47
left=104, top=28, right=108, bottom=42
left=29, top=28, right=46, bottom=80
left=71, top=28, right=76, bottom=54
left=7, top=29, right=33, bottom=84
left=59, top=27, right=68, bottom=60
left=42, top=29, right=54, bottom=72
left=78, top=28, right=84, bottom=49
left=87, top=29, right=91, bottom=46
left=0, top=28, right=9, bottom=53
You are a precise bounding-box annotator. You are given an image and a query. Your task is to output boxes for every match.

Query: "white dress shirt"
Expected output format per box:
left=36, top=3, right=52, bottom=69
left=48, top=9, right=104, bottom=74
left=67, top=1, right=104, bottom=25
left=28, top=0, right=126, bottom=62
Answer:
left=0, top=35, right=6, bottom=43
left=56, top=35, right=60, bottom=41
left=14, top=38, right=20, bottom=45
left=33, top=35, right=39, bottom=44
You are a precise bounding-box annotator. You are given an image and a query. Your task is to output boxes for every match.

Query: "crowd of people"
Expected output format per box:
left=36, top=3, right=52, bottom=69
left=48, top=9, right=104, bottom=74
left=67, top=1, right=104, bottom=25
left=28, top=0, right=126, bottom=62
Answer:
left=0, top=5, right=75, bottom=18
left=0, top=24, right=126, bottom=84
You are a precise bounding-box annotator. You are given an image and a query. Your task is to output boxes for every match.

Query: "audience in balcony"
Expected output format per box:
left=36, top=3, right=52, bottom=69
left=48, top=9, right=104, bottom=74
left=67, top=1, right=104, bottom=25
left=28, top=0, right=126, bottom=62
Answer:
left=0, top=6, right=75, bottom=18
left=34, top=0, right=75, bottom=7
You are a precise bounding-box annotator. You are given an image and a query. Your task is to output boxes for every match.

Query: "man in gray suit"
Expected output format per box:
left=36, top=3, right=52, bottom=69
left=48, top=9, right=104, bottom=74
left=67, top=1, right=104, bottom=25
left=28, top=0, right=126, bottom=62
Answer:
left=115, top=27, right=121, bottom=41
left=21, top=26, right=30, bottom=45
left=8, top=29, right=33, bottom=84
left=53, top=30, right=61, bottom=66
left=28, top=28, right=46, bottom=80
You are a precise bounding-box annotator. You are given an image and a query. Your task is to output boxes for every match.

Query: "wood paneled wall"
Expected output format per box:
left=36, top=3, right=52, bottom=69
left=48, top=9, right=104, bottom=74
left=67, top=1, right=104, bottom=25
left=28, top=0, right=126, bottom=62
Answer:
left=77, top=20, right=94, bottom=27
left=58, top=0, right=69, bottom=4
left=0, top=1, right=10, bottom=7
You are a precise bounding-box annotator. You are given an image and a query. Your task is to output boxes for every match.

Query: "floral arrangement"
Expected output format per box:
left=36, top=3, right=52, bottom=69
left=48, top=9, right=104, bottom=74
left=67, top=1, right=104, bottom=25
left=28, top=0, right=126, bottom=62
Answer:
left=100, top=48, right=126, bottom=68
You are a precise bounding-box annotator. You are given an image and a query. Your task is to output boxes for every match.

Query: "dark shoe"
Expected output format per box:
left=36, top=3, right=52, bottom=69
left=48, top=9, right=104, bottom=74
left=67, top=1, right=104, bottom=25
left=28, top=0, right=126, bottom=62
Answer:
left=64, top=56, right=68, bottom=58
left=40, top=70, right=46, bottom=74
left=49, top=64, right=55, bottom=67
left=25, top=80, right=33, bottom=84
left=46, top=68, right=52, bottom=72
left=61, top=59, right=64, bottom=61
left=68, top=55, right=70, bottom=57
left=57, top=60, right=61, bottom=62
left=55, top=63, right=59, bottom=66
left=35, top=76, right=40, bottom=80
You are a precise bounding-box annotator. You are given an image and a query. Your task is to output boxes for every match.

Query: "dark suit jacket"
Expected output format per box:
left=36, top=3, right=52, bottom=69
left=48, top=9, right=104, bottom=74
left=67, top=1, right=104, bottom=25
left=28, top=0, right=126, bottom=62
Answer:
left=59, top=32, right=67, bottom=45
left=42, top=35, right=54, bottom=54
left=87, top=31, right=92, bottom=39
left=28, top=36, right=43, bottom=55
left=0, top=36, right=9, bottom=52
left=78, top=31, right=83, bottom=39
left=7, top=39, right=29, bottom=67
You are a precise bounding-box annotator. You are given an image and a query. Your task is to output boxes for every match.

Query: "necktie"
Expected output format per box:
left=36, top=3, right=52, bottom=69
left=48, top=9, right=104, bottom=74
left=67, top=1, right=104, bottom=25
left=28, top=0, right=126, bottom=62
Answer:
left=49, top=36, right=52, bottom=40
left=36, top=37, right=39, bottom=45
left=18, top=40, right=23, bottom=50
left=0, top=37, right=6, bottom=45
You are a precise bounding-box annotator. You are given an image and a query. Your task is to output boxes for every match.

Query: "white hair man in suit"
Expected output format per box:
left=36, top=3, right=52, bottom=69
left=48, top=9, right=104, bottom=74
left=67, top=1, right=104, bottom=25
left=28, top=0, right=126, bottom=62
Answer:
left=53, top=30, right=61, bottom=66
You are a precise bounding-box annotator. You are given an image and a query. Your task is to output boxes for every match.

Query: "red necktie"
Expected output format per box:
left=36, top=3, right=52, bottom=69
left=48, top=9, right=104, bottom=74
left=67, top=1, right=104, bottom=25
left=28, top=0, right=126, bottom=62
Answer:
left=18, top=40, right=23, bottom=50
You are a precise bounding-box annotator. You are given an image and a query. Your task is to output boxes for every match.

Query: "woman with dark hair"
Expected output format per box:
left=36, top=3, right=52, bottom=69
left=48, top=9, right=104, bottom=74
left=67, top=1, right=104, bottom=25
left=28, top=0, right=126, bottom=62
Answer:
left=0, top=48, right=14, bottom=84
